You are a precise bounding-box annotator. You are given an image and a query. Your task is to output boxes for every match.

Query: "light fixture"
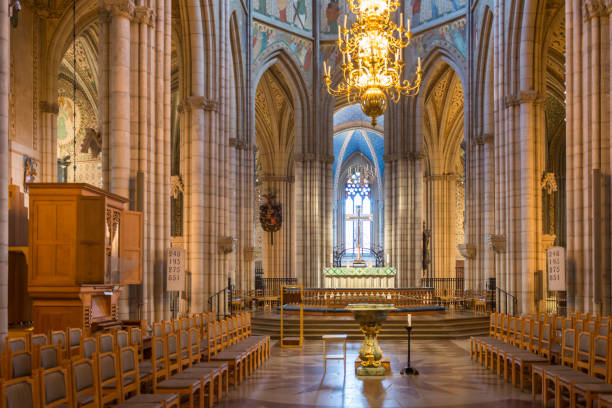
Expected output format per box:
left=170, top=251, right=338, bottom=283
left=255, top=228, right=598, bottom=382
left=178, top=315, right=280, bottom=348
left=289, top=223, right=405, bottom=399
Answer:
left=323, top=0, right=422, bottom=126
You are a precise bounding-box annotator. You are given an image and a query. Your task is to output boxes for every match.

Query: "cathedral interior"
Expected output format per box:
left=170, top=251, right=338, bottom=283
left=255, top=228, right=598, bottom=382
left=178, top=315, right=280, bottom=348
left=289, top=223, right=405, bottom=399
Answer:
left=0, top=0, right=611, bottom=407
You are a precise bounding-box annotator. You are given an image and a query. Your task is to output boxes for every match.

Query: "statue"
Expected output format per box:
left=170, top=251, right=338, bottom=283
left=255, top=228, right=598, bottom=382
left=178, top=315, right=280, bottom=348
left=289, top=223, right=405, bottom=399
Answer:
left=422, top=222, right=431, bottom=271
left=81, top=128, right=102, bottom=158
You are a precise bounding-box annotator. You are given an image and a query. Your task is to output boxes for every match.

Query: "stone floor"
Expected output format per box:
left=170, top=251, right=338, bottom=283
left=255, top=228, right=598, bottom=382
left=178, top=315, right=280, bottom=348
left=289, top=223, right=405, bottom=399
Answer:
left=217, top=339, right=539, bottom=408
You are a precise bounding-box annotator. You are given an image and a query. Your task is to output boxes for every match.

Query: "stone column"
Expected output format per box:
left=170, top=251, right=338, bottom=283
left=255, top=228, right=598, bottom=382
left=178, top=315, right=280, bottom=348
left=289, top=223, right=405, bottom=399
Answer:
left=260, top=175, right=294, bottom=279
left=426, top=173, right=457, bottom=279
left=0, top=0, right=10, bottom=348
left=100, top=0, right=134, bottom=320
left=39, top=102, right=59, bottom=182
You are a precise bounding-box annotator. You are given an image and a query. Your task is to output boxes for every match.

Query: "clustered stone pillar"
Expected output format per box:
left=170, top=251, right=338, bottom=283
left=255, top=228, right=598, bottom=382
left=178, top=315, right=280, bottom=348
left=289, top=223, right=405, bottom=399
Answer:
left=426, top=174, right=457, bottom=279
left=39, top=102, right=59, bottom=182
left=294, top=156, right=333, bottom=287
left=565, top=0, right=612, bottom=313
left=99, top=0, right=172, bottom=321
left=0, top=0, right=10, bottom=348
left=260, top=176, right=294, bottom=279
left=383, top=152, right=424, bottom=288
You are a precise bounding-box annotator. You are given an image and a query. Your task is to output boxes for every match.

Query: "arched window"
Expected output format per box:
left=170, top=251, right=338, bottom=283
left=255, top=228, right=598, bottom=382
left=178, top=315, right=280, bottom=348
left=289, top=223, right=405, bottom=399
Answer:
left=344, top=171, right=372, bottom=256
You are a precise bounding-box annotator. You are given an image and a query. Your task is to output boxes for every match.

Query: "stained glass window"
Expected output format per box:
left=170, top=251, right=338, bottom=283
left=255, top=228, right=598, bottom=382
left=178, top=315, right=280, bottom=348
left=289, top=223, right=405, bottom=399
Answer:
left=345, top=177, right=372, bottom=255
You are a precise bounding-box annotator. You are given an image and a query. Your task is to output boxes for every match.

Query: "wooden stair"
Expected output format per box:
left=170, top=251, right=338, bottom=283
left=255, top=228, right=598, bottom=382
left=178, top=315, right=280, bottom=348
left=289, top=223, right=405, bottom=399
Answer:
left=253, top=314, right=490, bottom=340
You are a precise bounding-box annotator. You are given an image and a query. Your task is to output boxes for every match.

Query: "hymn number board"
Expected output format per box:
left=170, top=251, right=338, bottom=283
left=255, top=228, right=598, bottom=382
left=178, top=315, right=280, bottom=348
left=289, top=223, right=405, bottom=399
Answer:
left=167, top=246, right=185, bottom=292
left=547, top=246, right=566, bottom=292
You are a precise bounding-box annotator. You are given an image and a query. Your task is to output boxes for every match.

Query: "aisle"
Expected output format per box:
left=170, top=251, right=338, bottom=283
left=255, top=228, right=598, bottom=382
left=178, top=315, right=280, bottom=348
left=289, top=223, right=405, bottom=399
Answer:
left=217, top=339, right=538, bottom=407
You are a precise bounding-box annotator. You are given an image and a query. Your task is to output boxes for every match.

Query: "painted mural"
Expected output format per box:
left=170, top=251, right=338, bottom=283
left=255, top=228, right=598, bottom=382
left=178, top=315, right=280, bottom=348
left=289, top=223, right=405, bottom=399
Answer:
left=255, top=0, right=312, bottom=32
left=407, top=0, right=467, bottom=27
left=320, top=0, right=357, bottom=37
left=253, top=21, right=313, bottom=86
left=410, top=17, right=467, bottom=60
left=57, top=92, right=102, bottom=187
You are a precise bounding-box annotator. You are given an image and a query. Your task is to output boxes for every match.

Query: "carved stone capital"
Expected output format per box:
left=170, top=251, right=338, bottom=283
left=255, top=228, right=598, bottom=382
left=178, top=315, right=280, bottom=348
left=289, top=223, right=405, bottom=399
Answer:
left=178, top=96, right=218, bottom=112
left=474, top=133, right=494, bottom=146
left=229, top=138, right=248, bottom=150
left=218, top=236, right=238, bottom=255
left=486, top=234, right=506, bottom=254
left=243, top=247, right=262, bottom=262
left=407, top=151, right=425, bottom=161
left=519, top=89, right=545, bottom=105
left=383, top=153, right=397, bottom=163
left=427, top=173, right=457, bottom=182
left=294, top=153, right=316, bottom=163
left=101, top=0, right=135, bottom=20
left=259, top=174, right=294, bottom=183
left=133, top=6, right=155, bottom=26
left=584, top=0, right=607, bottom=20
left=39, top=101, right=59, bottom=115
left=542, top=234, right=557, bottom=251
left=457, top=244, right=476, bottom=259
left=504, top=95, right=520, bottom=108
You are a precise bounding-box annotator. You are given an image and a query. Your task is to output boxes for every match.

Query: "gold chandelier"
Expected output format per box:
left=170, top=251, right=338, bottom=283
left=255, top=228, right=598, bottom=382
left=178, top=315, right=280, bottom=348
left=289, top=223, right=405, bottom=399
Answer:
left=323, top=0, right=422, bottom=126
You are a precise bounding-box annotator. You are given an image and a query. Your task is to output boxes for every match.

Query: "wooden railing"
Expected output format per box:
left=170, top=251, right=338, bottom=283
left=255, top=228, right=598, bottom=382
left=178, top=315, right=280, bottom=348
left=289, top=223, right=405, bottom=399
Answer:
left=301, top=288, right=436, bottom=309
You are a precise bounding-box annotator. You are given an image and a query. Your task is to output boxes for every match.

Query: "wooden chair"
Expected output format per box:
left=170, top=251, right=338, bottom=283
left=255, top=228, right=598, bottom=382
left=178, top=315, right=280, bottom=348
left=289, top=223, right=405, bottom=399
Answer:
left=129, top=327, right=143, bottom=361
left=50, top=331, right=67, bottom=358
left=97, top=333, right=115, bottom=354
left=36, top=344, right=61, bottom=371
left=188, top=328, right=201, bottom=367
left=152, top=338, right=201, bottom=408
left=118, top=346, right=141, bottom=401
left=70, top=358, right=99, bottom=408
left=150, top=337, right=169, bottom=390
left=67, top=328, right=82, bottom=358
left=576, top=331, right=594, bottom=373
left=539, top=323, right=552, bottom=361
left=207, top=323, right=219, bottom=359
left=591, top=334, right=611, bottom=381
left=6, top=350, right=32, bottom=379
left=530, top=320, right=541, bottom=354
left=180, top=318, right=190, bottom=332
left=8, top=337, right=27, bottom=353
left=178, top=330, right=191, bottom=370
left=520, top=318, right=532, bottom=351
left=30, top=333, right=48, bottom=349
left=115, top=330, right=129, bottom=351
left=171, top=319, right=180, bottom=334
left=152, top=322, right=163, bottom=338
left=40, top=366, right=71, bottom=408
left=81, top=337, right=98, bottom=360
left=489, top=313, right=497, bottom=336
left=562, top=328, right=577, bottom=368
left=96, top=352, right=122, bottom=405
left=163, top=321, right=172, bottom=336
left=166, top=333, right=180, bottom=375
left=0, top=376, right=38, bottom=408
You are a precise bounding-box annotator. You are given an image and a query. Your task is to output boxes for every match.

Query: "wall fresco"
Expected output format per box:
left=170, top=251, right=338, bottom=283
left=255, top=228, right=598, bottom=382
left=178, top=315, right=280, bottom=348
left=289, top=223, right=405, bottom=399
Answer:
left=255, top=0, right=312, bottom=32
left=409, top=17, right=467, bottom=60
left=253, top=21, right=313, bottom=85
left=407, top=0, right=467, bottom=27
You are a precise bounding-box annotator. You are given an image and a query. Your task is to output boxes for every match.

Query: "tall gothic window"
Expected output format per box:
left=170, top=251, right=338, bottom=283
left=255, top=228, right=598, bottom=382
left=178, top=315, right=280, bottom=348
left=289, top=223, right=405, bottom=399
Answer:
left=344, top=174, right=372, bottom=255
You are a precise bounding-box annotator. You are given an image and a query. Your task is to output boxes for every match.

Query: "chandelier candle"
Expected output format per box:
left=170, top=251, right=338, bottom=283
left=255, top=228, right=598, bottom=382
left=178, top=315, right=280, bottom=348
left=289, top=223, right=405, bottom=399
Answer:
left=323, top=0, right=422, bottom=126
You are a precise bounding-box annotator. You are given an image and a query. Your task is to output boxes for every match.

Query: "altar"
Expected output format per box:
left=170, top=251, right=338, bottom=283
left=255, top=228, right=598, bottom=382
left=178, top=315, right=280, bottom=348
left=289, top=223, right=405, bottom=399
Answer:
left=323, top=267, right=397, bottom=288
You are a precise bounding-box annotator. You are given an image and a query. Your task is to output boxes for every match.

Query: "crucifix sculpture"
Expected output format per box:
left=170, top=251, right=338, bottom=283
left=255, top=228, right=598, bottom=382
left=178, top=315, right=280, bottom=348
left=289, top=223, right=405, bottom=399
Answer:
left=345, top=205, right=372, bottom=266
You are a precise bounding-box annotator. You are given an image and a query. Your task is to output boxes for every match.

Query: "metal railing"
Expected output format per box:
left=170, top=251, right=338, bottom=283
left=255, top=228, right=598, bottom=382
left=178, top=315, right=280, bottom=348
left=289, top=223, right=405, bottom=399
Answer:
left=497, top=287, right=518, bottom=316
left=301, top=287, right=436, bottom=309
left=421, top=277, right=465, bottom=297
left=208, top=278, right=234, bottom=320
left=255, top=277, right=298, bottom=297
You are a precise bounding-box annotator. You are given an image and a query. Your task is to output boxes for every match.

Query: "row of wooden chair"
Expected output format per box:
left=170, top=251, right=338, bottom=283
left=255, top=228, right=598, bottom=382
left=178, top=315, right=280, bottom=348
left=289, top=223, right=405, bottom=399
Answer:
left=472, top=312, right=612, bottom=408
left=0, top=311, right=268, bottom=407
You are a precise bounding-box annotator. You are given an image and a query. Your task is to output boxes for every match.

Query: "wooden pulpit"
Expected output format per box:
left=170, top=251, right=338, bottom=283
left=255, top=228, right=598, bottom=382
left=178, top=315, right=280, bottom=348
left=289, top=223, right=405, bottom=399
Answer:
left=27, top=183, right=143, bottom=335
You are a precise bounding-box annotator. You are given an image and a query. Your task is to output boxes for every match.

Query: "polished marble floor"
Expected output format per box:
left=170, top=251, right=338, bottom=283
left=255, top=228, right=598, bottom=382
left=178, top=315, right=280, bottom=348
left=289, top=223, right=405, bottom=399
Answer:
left=218, top=339, right=539, bottom=408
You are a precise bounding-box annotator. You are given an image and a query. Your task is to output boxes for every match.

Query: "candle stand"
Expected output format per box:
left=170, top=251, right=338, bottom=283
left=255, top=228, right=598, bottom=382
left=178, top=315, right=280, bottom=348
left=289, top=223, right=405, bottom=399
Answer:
left=400, top=326, right=419, bottom=375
